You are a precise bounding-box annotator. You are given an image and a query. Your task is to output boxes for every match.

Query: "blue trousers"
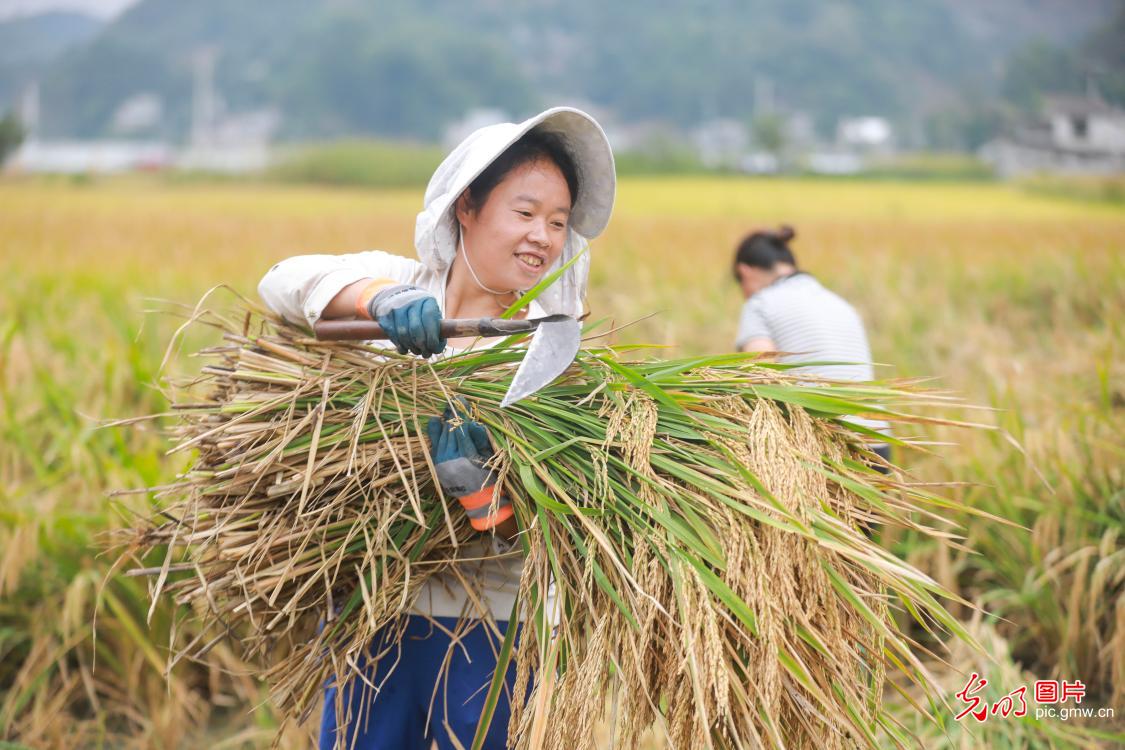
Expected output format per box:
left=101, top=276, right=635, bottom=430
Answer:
left=319, top=615, right=521, bottom=750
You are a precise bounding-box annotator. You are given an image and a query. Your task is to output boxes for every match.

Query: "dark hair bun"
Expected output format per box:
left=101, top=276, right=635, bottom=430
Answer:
left=732, top=225, right=800, bottom=275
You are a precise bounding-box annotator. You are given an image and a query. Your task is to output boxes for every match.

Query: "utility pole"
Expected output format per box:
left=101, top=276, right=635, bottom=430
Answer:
left=753, top=74, right=774, bottom=117
left=18, top=81, right=40, bottom=142
left=191, top=47, right=218, bottom=148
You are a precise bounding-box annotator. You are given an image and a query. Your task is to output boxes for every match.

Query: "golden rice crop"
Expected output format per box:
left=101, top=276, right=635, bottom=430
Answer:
left=1, top=177, right=1121, bottom=747
left=113, top=295, right=992, bottom=749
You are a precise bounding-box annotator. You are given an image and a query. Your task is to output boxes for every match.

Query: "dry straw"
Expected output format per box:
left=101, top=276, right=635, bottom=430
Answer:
left=115, top=297, right=991, bottom=749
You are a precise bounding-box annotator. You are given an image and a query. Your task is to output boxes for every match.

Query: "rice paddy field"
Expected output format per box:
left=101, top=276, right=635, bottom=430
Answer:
left=1, top=175, right=1122, bottom=748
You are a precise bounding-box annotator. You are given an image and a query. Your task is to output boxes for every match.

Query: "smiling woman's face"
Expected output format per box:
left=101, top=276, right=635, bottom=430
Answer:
left=455, top=158, right=572, bottom=293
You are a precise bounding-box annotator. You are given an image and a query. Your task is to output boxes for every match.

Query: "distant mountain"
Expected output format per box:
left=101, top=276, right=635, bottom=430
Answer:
left=33, top=0, right=534, bottom=140
left=10, top=0, right=1123, bottom=145
left=0, top=11, right=103, bottom=65
left=942, top=0, right=1115, bottom=52
left=0, top=11, right=103, bottom=107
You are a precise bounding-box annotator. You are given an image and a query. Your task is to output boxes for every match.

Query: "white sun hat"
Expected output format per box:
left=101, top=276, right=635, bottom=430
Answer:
left=414, top=106, right=616, bottom=317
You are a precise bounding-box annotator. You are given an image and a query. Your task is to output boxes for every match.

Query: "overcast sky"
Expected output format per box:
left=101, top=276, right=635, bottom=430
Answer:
left=0, top=0, right=139, bottom=20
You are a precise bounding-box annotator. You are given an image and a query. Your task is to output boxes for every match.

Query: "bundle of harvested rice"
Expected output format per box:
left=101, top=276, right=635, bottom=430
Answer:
left=116, top=298, right=982, bottom=749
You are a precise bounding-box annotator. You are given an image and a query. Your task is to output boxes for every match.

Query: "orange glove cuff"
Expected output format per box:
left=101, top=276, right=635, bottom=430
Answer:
left=354, top=278, right=402, bottom=320
left=458, top=486, right=514, bottom=531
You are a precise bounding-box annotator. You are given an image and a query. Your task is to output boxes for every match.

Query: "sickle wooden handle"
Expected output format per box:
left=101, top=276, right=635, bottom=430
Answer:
left=313, top=317, right=537, bottom=341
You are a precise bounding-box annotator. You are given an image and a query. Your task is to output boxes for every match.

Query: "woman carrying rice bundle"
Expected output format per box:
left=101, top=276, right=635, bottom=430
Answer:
left=258, top=108, right=616, bottom=750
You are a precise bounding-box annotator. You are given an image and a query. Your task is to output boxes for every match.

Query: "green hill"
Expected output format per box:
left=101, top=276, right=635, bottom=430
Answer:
left=0, top=11, right=103, bottom=109
left=13, top=0, right=1122, bottom=143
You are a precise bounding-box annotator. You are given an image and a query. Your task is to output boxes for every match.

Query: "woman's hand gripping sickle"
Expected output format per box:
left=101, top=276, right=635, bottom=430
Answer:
left=427, top=402, right=514, bottom=532
left=355, top=279, right=446, bottom=357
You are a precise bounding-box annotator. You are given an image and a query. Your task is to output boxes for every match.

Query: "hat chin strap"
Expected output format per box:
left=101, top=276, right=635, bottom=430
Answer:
left=459, top=227, right=524, bottom=299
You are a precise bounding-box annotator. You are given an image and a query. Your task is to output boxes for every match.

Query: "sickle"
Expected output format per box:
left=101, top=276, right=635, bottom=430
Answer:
left=313, top=315, right=581, bottom=406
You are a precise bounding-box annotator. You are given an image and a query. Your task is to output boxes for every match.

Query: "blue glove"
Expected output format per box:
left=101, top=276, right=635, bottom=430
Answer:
left=367, top=284, right=446, bottom=357
left=426, top=403, right=512, bottom=531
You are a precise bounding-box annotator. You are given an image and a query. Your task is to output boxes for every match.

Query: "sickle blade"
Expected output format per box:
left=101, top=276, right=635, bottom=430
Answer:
left=500, top=315, right=581, bottom=407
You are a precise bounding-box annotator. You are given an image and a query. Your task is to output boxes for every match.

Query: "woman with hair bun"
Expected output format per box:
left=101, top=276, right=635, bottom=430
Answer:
left=732, top=225, right=891, bottom=465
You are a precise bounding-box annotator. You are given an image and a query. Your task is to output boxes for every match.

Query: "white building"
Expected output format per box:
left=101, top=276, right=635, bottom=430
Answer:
left=9, top=140, right=172, bottom=173
left=980, top=95, right=1125, bottom=177
left=804, top=151, right=863, bottom=175
left=177, top=107, right=280, bottom=172
left=692, top=118, right=748, bottom=169
left=837, top=116, right=894, bottom=152
left=111, top=93, right=163, bottom=134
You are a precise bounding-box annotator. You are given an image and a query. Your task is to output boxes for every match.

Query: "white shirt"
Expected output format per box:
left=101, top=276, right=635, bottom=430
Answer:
left=736, top=273, right=890, bottom=438
left=259, top=249, right=543, bottom=621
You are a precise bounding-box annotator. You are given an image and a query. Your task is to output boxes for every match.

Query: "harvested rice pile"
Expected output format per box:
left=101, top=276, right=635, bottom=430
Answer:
left=118, top=301, right=978, bottom=749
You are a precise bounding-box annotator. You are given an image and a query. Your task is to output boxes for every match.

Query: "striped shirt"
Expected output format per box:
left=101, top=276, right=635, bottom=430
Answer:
left=736, top=273, right=889, bottom=436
